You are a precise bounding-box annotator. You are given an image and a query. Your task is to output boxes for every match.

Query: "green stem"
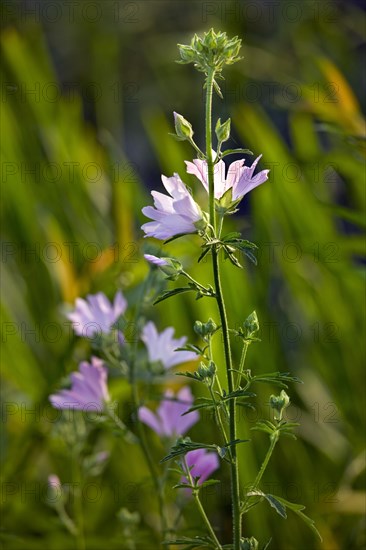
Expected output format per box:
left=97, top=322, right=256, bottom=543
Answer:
left=72, top=452, right=86, bottom=550
left=241, top=432, right=279, bottom=516
left=183, top=457, right=222, bottom=549
left=129, top=275, right=169, bottom=548
left=236, top=341, right=249, bottom=387
left=205, top=69, right=216, bottom=231
left=56, top=504, right=78, bottom=537
left=205, top=69, right=241, bottom=549
left=208, top=384, right=229, bottom=446
left=252, top=433, right=279, bottom=491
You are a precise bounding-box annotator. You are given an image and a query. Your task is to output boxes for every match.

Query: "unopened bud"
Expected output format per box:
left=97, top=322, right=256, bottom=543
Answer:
left=244, top=311, right=259, bottom=336
left=144, top=254, right=182, bottom=280
left=173, top=112, right=194, bottom=140
left=194, top=318, right=217, bottom=340
left=240, top=537, right=259, bottom=550
left=197, top=360, right=216, bottom=381
left=269, top=390, right=290, bottom=421
left=215, top=118, right=231, bottom=144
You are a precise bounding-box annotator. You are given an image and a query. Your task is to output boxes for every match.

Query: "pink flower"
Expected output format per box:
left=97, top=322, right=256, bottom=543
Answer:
left=48, top=474, right=61, bottom=490
left=49, top=357, right=110, bottom=412
left=185, top=154, right=269, bottom=201
left=143, top=254, right=169, bottom=267
left=141, top=321, right=196, bottom=369
left=67, top=291, right=127, bottom=337
left=141, top=174, right=202, bottom=240
left=138, top=386, right=199, bottom=437
left=183, top=448, right=220, bottom=486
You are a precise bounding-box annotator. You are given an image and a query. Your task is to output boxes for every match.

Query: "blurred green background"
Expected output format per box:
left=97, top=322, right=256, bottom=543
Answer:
left=1, top=1, right=365, bottom=549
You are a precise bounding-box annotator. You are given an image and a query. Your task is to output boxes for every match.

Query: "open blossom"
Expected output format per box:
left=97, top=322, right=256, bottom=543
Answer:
left=141, top=321, right=196, bottom=369
left=183, top=448, right=220, bottom=486
left=49, top=357, right=110, bottom=412
left=185, top=153, right=269, bottom=201
left=141, top=173, right=202, bottom=240
left=67, top=291, right=127, bottom=337
left=138, top=386, right=199, bottom=437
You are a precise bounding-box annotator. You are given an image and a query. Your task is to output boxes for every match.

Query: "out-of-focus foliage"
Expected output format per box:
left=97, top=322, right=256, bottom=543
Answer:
left=1, top=1, right=365, bottom=549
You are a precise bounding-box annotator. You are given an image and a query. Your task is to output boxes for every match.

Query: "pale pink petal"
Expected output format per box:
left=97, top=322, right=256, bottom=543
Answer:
left=138, top=406, right=163, bottom=435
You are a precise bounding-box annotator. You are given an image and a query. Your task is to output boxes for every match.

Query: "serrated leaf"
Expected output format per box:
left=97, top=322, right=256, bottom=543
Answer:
left=199, top=478, right=221, bottom=488
left=175, top=371, right=203, bottom=382
left=247, top=490, right=287, bottom=518
left=176, top=343, right=206, bottom=356
left=252, top=372, right=303, bottom=388
left=222, top=389, right=256, bottom=401
left=220, top=148, right=253, bottom=158
left=181, top=402, right=216, bottom=415
left=153, top=286, right=195, bottom=305
left=160, top=440, right=218, bottom=463
left=198, top=246, right=211, bottom=263
left=242, top=249, right=258, bottom=265
left=272, top=495, right=323, bottom=541
left=173, top=483, right=194, bottom=490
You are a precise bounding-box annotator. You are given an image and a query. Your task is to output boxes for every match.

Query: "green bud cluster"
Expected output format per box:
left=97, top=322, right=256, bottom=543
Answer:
left=240, top=537, right=259, bottom=550
left=178, top=28, right=242, bottom=75
left=194, top=318, right=217, bottom=340
left=197, top=360, right=217, bottom=382
left=244, top=310, right=260, bottom=336
left=269, top=390, right=290, bottom=421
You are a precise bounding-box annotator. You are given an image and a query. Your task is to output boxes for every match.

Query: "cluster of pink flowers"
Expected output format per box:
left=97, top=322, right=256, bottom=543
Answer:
left=142, top=151, right=269, bottom=240
left=50, top=290, right=217, bottom=486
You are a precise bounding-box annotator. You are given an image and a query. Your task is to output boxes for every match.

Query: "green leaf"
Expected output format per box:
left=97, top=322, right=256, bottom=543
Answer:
left=246, top=490, right=287, bottom=518
left=251, top=371, right=303, bottom=389
left=198, top=246, right=211, bottom=263
left=220, top=148, right=253, bottom=158
left=221, top=389, right=256, bottom=401
left=153, top=286, right=195, bottom=305
left=251, top=420, right=277, bottom=435
left=160, top=438, right=218, bottom=463
left=175, top=343, right=207, bottom=357
left=199, top=478, right=221, bottom=489
left=272, top=495, right=323, bottom=541
left=175, top=370, right=204, bottom=382
left=246, top=491, right=322, bottom=541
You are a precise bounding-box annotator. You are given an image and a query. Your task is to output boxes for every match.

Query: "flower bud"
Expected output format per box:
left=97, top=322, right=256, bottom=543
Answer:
left=244, top=311, right=259, bottom=336
left=240, top=537, right=259, bottom=550
left=215, top=118, right=231, bottom=144
left=269, top=390, right=290, bottom=421
left=144, top=254, right=183, bottom=280
left=174, top=112, right=194, bottom=141
left=47, top=475, right=63, bottom=506
left=194, top=318, right=217, bottom=340
left=197, top=360, right=216, bottom=381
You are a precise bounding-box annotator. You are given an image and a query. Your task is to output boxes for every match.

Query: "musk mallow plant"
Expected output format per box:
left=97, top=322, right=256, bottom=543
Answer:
left=48, top=29, right=321, bottom=550
left=141, top=29, right=321, bottom=549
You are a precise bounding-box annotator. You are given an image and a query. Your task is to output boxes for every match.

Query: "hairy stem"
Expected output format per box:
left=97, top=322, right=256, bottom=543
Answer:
left=129, top=275, right=168, bottom=547
left=205, top=69, right=242, bottom=549
left=236, top=341, right=249, bottom=387
left=252, top=433, right=279, bottom=491
left=72, top=451, right=85, bottom=550
left=183, top=457, right=222, bottom=549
